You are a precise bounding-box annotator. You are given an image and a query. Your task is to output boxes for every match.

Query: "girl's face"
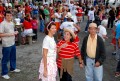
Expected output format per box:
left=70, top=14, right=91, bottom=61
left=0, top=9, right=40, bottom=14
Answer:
left=64, top=31, right=72, bottom=41
left=48, top=25, right=57, bottom=35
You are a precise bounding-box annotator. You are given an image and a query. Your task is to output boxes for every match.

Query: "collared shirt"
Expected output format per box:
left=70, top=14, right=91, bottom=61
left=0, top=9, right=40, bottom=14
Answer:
left=57, top=40, right=81, bottom=68
left=0, top=20, right=15, bottom=47
left=86, top=34, right=97, bottom=58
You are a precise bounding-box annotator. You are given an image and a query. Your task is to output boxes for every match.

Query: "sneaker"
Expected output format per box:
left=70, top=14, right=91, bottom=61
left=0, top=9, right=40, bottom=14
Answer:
left=2, top=75, right=10, bottom=79
left=10, top=69, right=21, bottom=73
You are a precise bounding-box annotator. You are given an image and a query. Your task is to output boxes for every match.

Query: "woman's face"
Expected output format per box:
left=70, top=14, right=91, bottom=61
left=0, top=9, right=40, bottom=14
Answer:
left=64, top=31, right=72, bottom=41
left=48, top=25, right=57, bottom=35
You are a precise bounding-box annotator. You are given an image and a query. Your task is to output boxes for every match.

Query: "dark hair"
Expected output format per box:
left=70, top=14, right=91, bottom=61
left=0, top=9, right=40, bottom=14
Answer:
left=91, top=7, right=94, bottom=10
left=45, top=21, right=56, bottom=35
left=70, top=33, right=74, bottom=42
left=32, top=16, right=37, bottom=20
left=5, top=11, right=12, bottom=16
left=56, top=9, right=58, bottom=12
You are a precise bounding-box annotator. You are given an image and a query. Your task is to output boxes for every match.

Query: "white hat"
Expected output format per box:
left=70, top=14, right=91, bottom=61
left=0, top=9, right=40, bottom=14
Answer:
left=65, top=12, right=72, bottom=18
left=64, top=28, right=76, bottom=39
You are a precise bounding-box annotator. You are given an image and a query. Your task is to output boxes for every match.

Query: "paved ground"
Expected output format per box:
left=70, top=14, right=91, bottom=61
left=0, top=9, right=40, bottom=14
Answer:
left=0, top=16, right=120, bottom=81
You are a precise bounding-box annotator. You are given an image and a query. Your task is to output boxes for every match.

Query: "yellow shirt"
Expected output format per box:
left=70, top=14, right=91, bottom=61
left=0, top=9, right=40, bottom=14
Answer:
left=86, top=35, right=97, bottom=58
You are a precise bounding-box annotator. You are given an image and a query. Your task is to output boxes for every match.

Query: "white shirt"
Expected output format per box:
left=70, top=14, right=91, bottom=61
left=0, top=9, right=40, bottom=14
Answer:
left=98, top=25, right=107, bottom=41
left=69, top=3, right=74, bottom=13
left=0, top=20, right=15, bottom=47
left=14, top=18, right=21, bottom=25
left=60, top=21, right=78, bottom=32
left=42, top=35, right=57, bottom=58
left=54, top=13, right=61, bottom=22
left=88, top=10, right=95, bottom=21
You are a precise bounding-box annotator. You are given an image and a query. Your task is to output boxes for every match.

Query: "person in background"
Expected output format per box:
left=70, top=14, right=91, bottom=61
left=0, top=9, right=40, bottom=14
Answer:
left=98, top=19, right=108, bottom=42
left=39, top=21, right=57, bottom=81
left=44, top=4, right=50, bottom=25
left=21, top=15, right=33, bottom=45
left=115, top=18, right=120, bottom=77
left=49, top=3, right=54, bottom=21
left=32, top=2, right=38, bottom=17
left=39, top=6, right=45, bottom=33
left=85, top=7, right=95, bottom=32
left=54, top=9, right=62, bottom=31
left=107, top=7, right=115, bottom=29
left=25, top=3, right=31, bottom=15
left=0, top=11, right=4, bottom=23
left=0, top=11, right=21, bottom=80
left=0, top=1, right=4, bottom=14
left=31, top=16, right=38, bottom=42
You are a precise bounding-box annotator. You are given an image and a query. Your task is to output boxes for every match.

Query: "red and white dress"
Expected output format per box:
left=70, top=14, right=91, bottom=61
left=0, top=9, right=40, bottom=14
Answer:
left=39, top=35, right=57, bottom=81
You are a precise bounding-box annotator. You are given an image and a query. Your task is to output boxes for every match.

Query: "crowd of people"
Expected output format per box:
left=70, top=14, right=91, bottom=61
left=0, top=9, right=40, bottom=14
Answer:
left=0, top=0, right=120, bottom=81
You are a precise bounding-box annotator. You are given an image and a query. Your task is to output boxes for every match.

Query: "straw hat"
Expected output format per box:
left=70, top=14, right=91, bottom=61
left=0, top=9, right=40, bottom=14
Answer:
left=64, top=28, right=76, bottom=39
left=89, top=23, right=97, bottom=28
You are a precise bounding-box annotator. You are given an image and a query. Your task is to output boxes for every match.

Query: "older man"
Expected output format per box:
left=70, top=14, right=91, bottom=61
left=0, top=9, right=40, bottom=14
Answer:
left=81, top=23, right=106, bottom=81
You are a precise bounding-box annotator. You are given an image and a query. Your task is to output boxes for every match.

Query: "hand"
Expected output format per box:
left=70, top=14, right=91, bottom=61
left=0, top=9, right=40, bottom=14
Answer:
left=58, top=43, right=68, bottom=53
left=79, top=61, right=84, bottom=68
left=43, top=69, right=47, bottom=78
left=95, top=62, right=100, bottom=67
left=60, top=43, right=68, bottom=49
left=14, top=31, right=18, bottom=35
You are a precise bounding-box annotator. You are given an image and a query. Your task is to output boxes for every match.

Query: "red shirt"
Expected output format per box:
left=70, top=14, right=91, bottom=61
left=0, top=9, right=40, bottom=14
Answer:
left=57, top=40, right=81, bottom=68
left=0, top=6, right=4, bottom=13
left=0, top=13, right=4, bottom=23
left=76, top=8, right=83, bottom=17
left=74, top=35, right=80, bottom=45
left=23, top=20, right=32, bottom=29
left=31, top=19, right=38, bottom=29
left=25, top=6, right=31, bottom=14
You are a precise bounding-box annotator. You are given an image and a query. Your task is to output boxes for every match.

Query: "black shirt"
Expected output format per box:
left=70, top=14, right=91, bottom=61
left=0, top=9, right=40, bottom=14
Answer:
left=39, top=9, right=45, bottom=20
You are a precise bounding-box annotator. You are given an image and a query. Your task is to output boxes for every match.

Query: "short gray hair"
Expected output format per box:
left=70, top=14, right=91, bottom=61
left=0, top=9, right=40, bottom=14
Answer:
left=101, top=19, right=108, bottom=27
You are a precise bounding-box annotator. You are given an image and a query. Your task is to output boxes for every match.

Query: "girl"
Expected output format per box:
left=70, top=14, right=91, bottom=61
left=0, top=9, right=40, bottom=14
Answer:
left=39, top=21, right=57, bottom=81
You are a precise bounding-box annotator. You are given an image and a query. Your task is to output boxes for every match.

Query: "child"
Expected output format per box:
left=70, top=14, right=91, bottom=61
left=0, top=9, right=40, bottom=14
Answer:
left=31, top=16, right=38, bottom=42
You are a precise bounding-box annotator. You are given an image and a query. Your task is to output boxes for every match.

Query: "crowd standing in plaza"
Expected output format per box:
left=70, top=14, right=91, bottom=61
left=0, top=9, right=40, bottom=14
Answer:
left=0, top=0, right=119, bottom=81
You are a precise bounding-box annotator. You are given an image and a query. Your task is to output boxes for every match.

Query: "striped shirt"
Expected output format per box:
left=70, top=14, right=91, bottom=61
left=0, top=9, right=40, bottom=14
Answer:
left=57, top=40, right=81, bottom=68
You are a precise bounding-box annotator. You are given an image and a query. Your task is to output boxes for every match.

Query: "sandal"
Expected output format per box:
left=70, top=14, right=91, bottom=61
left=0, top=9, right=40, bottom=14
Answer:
left=115, top=72, right=120, bottom=77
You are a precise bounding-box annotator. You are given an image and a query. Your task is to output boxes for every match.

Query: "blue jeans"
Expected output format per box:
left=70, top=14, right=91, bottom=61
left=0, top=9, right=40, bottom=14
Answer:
left=39, top=20, right=45, bottom=32
left=1, top=45, right=16, bottom=75
left=85, top=57, right=103, bottom=81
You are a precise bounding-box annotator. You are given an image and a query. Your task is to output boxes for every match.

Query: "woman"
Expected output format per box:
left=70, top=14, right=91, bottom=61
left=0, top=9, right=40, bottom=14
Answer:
left=21, top=15, right=33, bottom=45
left=57, top=28, right=83, bottom=81
left=39, top=21, right=57, bottom=81
left=54, top=9, right=62, bottom=31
